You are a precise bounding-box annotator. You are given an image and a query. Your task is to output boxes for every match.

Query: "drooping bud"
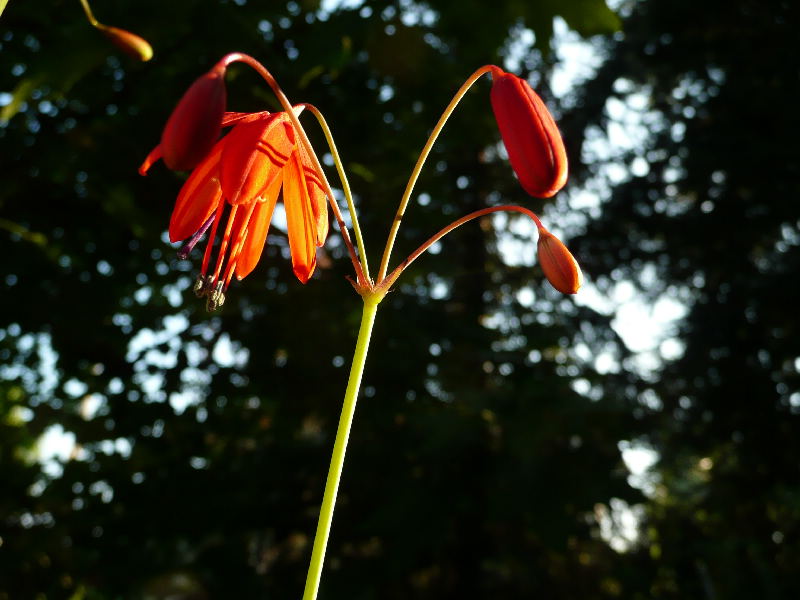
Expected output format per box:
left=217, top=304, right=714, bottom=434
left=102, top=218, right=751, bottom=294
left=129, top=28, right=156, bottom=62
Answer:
left=98, top=25, right=153, bottom=62
left=537, top=228, right=582, bottom=294
left=490, top=68, right=568, bottom=198
left=161, top=69, right=227, bottom=171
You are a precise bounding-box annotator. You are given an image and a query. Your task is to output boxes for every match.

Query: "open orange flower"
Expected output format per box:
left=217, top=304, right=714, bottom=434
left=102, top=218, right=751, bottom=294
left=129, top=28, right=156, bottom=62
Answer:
left=140, top=109, right=328, bottom=310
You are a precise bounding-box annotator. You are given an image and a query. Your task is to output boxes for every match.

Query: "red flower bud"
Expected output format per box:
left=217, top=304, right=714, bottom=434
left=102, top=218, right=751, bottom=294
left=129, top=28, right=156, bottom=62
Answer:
left=99, top=25, right=153, bottom=62
left=161, top=69, right=227, bottom=171
left=490, top=69, right=568, bottom=198
left=537, top=228, right=582, bottom=294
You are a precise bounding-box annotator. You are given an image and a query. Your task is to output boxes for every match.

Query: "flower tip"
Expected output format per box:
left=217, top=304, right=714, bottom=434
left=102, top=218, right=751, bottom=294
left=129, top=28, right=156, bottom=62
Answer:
left=537, top=229, right=582, bottom=295
left=138, top=144, right=163, bottom=176
left=161, top=70, right=227, bottom=171
left=99, top=25, right=154, bottom=62
left=293, top=263, right=315, bottom=285
left=490, top=70, right=568, bottom=198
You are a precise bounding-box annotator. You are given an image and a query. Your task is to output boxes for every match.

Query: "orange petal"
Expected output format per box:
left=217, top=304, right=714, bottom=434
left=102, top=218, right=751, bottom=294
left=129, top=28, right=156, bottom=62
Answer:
left=168, top=138, right=225, bottom=242
left=235, top=175, right=283, bottom=280
left=139, top=144, right=163, bottom=176
left=283, top=151, right=317, bottom=283
left=220, top=114, right=295, bottom=206
left=537, top=229, right=582, bottom=294
left=298, top=145, right=328, bottom=246
left=221, top=111, right=272, bottom=127
left=307, top=179, right=328, bottom=247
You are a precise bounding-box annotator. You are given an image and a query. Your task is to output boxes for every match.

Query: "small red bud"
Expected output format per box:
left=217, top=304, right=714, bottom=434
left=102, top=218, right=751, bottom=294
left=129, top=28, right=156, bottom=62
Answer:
left=99, top=25, right=153, bottom=62
left=537, top=228, right=582, bottom=294
left=161, top=69, right=227, bottom=171
left=490, top=69, right=568, bottom=198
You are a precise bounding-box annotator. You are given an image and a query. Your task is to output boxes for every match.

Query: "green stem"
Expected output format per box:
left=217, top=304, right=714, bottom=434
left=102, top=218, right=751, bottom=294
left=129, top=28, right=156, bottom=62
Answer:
left=78, top=0, right=100, bottom=27
left=303, top=104, right=370, bottom=281
left=302, top=297, right=380, bottom=600
left=376, top=64, right=496, bottom=282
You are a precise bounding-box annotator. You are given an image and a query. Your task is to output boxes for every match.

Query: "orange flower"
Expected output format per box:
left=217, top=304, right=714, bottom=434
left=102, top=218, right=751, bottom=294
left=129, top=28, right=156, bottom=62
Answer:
left=140, top=109, right=329, bottom=310
left=490, top=68, right=568, bottom=198
left=537, top=228, right=582, bottom=294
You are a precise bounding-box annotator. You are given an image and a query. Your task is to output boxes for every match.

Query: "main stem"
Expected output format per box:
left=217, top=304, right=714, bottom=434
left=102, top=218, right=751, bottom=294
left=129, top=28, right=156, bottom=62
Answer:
left=302, top=298, right=380, bottom=600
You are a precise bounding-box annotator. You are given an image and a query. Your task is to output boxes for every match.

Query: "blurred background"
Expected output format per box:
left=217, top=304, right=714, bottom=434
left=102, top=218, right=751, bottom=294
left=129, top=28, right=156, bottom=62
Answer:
left=1, top=0, right=798, bottom=598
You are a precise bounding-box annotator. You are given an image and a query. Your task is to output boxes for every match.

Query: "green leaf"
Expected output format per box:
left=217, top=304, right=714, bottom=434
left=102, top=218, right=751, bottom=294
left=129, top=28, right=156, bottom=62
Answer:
left=558, top=0, right=621, bottom=37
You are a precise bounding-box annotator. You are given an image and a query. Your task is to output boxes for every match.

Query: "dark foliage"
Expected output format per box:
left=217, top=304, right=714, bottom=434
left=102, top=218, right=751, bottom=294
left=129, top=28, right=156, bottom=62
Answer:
left=1, top=0, right=797, bottom=599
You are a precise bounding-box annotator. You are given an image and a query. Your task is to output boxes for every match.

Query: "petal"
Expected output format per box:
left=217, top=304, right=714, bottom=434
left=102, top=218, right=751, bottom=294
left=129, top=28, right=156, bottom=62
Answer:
left=298, top=145, right=329, bottom=246
left=221, top=111, right=272, bottom=127
left=139, top=114, right=270, bottom=177
left=139, top=144, right=163, bottom=176
left=283, top=151, right=317, bottom=283
left=168, top=138, right=225, bottom=242
left=490, top=70, right=568, bottom=198
left=307, top=179, right=328, bottom=246
left=220, top=114, right=295, bottom=206
left=235, top=174, right=283, bottom=280
left=161, top=69, right=227, bottom=171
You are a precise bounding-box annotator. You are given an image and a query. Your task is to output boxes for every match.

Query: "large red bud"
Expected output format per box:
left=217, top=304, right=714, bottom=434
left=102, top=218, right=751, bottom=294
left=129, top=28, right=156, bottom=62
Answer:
left=161, top=69, right=227, bottom=171
left=490, top=69, right=568, bottom=198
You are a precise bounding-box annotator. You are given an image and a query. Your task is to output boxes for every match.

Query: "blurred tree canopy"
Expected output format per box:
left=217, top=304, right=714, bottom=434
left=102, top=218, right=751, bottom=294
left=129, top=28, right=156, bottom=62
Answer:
left=1, top=0, right=798, bottom=599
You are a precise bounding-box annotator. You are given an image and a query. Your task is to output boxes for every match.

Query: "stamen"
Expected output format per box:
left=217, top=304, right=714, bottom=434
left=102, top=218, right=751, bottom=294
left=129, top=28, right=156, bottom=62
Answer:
left=178, top=212, right=216, bottom=259
left=211, top=204, right=239, bottom=285
left=206, top=281, right=226, bottom=312
left=223, top=201, right=258, bottom=289
left=201, top=199, right=227, bottom=277
left=192, top=274, right=213, bottom=297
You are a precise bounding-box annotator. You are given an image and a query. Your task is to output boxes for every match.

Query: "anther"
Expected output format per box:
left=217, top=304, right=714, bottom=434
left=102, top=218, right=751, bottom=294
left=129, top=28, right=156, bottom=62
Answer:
left=206, top=281, right=226, bottom=312
left=193, top=274, right=212, bottom=297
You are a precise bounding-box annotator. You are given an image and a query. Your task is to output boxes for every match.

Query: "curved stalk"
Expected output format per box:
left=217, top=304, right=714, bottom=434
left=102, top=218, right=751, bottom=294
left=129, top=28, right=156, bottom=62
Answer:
left=303, top=104, right=370, bottom=280
left=78, top=0, right=100, bottom=26
left=378, top=204, right=543, bottom=293
left=376, top=65, right=496, bottom=282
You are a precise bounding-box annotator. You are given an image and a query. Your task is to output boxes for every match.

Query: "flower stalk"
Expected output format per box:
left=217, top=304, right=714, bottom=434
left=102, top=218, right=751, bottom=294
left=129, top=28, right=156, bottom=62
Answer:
left=302, top=296, right=380, bottom=600
left=79, top=0, right=153, bottom=62
left=141, top=54, right=581, bottom=600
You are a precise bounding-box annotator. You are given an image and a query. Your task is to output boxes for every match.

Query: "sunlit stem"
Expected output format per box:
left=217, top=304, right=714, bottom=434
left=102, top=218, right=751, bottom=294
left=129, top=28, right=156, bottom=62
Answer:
left=217, top=53, right=369, bottom=288
left=78, top=0, right=100, bottom=27
left=302, top=296, right=380, bottom=600
left=378, top=205, right=544, bottom=293
left=376, top=64, right=496, bottom=282
left=302, top=103, right=370, bottom=281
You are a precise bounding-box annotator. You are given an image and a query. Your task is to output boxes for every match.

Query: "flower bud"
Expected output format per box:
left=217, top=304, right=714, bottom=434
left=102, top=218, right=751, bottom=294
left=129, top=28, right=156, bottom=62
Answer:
left=490, top=69, right=568, bottom=198
left=161, top=69, right=227, bottom=171
left=537, top=229, right=582, bottom=294
left=99, top=25, right=153, bottom=62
